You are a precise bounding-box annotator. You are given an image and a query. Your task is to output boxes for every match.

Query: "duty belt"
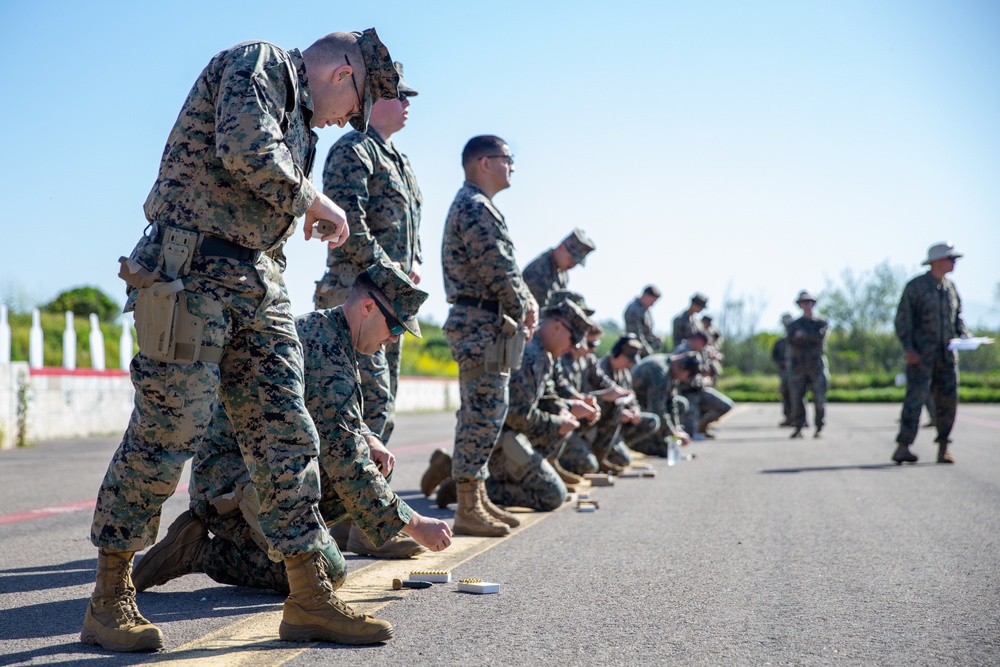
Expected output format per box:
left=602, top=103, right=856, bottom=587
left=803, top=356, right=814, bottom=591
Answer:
left=153, top=227, right=261, bottom=263
left=454, top=296, right=500, bottom=312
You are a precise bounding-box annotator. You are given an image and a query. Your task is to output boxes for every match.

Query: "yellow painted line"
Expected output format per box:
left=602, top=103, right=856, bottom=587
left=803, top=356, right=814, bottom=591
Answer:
left=151, top=505, right=567, bottom=666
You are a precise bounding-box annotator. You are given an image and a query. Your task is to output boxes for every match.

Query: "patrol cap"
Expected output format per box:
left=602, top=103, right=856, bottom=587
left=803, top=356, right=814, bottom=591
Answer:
left=365, top=258, right=427, bottom=338
left=701, top=314, right=713, bottom=323
left=349, top=28, right=400, bottom=132
left=613, top=333, right=643, bottom=360
left=671, top=351, right=702, bottom=375
left=691, top=292, right=709, bottom=307
left=795, top=290, right=817, bottom=304
left=781, top=312, right=793, bottom=327
left=922, top=241, right=963, bottom=265
left=550, top=289, right=595, bottom=316
left=543, top=299, right=593, bottom=346
left=561, top=228, right=596, bottom=266
left=394, top=61, right=418, bottom=97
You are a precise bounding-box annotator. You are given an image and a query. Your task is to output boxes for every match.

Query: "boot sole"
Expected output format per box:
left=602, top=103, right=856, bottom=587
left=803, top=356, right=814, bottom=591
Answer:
left=80, top=627, right=164, bottom=652
left=132, top=511, right=207, bottom=592
left=279, top=621, right=393, bottom=644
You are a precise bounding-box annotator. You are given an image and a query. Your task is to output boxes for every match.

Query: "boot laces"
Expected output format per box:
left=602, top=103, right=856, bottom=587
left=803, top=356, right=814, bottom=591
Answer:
left=306, top=554, right=363, bottom=619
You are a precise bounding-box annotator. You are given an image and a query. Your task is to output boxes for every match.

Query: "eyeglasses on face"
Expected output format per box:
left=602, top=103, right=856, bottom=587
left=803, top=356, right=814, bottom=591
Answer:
left=369, top=291, right=405, bottom=336
left=483, top=154, right=514, bottom=166
left=344, top=54, right=364, bottom=123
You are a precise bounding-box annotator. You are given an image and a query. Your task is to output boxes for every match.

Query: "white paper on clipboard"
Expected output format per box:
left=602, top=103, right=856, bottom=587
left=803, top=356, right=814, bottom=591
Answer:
left=948, top=337, right=995, bottom=351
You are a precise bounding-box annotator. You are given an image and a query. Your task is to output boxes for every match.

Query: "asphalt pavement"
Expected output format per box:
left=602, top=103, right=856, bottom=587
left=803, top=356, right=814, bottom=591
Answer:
left=1, top=403, right=998, bottom=666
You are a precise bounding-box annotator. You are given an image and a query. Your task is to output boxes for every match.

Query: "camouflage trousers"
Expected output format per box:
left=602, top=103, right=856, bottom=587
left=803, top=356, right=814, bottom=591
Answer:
left=606, top=440, right=634, bottom=467
left=91, top=255, right=330, bottom=558
left=779, top=369, right=792, bottom=421
left=186, top=401, right=347, bottom=592
left=789, top=368, right=828, bottom=429
left=681, top=387, right=735, bottom=434
left=487, top=431, right=566, bottom=511
left=619, top=411, right=662, bottom=455
left=315, top=284, right=401, bottom=443
left=896, top=357, right=958, bottom=446
left=559, top=403, right=623, bottom=475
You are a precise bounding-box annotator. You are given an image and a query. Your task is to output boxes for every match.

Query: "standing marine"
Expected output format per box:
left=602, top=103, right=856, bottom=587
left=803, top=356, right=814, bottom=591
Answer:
left=892, top=242, right=970, bottom=464
left=624, top=285, right=663, bottom=358
left=787, top=290, right=829, bottom=439
left=520, top=228, right=596, bottom=309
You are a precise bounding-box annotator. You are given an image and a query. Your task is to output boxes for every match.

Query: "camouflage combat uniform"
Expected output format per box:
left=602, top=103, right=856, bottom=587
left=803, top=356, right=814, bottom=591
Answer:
left=771, top=335, right=792, bottom=422
left=487, top=335, right=568, bottom=511
left=92, top=42, right=332, bottom=559
left=894, top=272, right=969, bottom=446
left=442, top=182, right=534, bottom=483
left=671, top=340, right=734, bottom=434
left=787, top=315, right=829, bottom=430
left=187, top=306, right=416, bottom=593
left=557, top=350, right=623, bottom=474
left=599, top=355, right=659, bottom=465
left=672, top=311, right=700, bottom=348
left=313, top=128, right=423, bottom=442
left=630, top=354, right=688, bottom=456
left=522, top=249, right=567, bottom=311
left=624, top=298, right=662, bottom=358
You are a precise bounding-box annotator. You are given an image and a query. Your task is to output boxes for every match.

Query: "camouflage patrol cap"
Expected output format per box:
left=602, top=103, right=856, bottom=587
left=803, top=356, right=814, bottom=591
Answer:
left=781, top=312, right=793, bottom=327
left=561, top=228, right=596, bottom=265
left=543, top=299, right=593, bottom=346
left=671, top=351, right=702, bottom=375
left=365, top=258, right=427, bottom=338
left=550, top=289, right=595, bottom=316
left=394, top=62, right=418, bottom=97
left=614, top=333, right=644, bottom=360
left=691, top=292, right=709, bottom=307
left=349, top=28, right=400, bottom=132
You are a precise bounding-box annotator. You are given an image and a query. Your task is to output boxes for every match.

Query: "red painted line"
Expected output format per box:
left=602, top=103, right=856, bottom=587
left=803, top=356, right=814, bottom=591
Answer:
left=29, top=367, right=128, bottom=377
left=0, top=484, right=189, bottom=526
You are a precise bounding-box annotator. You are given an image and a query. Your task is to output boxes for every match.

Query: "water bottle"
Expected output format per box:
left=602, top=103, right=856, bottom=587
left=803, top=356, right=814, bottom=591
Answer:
left=666, top=436, right=681, bottom=466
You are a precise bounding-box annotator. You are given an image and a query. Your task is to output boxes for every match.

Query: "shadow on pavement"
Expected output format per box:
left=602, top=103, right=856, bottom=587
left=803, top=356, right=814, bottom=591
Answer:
left=760, top=462, right=937, bottom=474
left=0, top=558, right=95, bottom=594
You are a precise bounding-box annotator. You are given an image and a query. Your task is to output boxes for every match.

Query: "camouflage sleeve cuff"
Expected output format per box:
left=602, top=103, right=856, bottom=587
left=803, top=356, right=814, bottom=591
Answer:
left=355, top=497, right=412, bottom=548
left=292, top=177, right=318, bottom=218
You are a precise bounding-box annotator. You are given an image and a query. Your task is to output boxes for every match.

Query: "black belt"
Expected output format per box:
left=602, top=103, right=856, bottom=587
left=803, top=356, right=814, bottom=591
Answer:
left=454, top=296, right=500, bottom=312
left=199, top=235, right=261, bottom=262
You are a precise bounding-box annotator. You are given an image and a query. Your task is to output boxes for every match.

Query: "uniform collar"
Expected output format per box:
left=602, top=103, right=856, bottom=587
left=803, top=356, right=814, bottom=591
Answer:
left=288, top=48, right=314, bottom=127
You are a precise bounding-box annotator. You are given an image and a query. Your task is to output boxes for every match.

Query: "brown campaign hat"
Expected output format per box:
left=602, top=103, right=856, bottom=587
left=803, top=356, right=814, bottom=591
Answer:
left=349, top=28, right=400, bottom=132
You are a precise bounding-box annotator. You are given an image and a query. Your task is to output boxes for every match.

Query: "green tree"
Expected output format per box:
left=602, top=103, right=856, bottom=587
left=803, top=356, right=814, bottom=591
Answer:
left=42, top=286, right=120, bottom=323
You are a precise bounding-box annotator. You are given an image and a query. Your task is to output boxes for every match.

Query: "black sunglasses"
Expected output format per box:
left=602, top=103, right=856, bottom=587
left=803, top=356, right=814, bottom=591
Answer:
left=369, top=291, right=405, bottom=336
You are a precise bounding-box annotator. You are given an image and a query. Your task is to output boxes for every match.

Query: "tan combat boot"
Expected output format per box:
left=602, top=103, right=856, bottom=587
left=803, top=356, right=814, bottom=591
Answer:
left=452, top=481, right=509, bottom=537
left=436, top=477, right=457, bottom=508
left=476, top=478, right=520, bottom=528
left=346, top=524, right=426, bottom=558
left=936, top=442, right=955, bottom=464
left=280, top=549, right=393, bottom=644
left=420, top=448, right=453, bottom=496
left=599, top=458, right=626, bottom=475
left=132, top=510, right=210, bottom=592
left=80, top=549, right=164, bottom=652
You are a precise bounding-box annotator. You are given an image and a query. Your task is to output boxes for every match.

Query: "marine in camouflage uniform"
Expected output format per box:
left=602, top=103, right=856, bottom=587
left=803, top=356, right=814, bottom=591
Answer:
left=599, top=337, right=660, bottom=464
left=787, top=291, right=829, bottom=439
left=893, top=242, right=970, bottom=464
left=521, top=228, right=596, bottom=310
left=441, top=135, right=538, bottom=536
left=671, top=332, right=734, bottom=437
left=85, top=31, right=403, bottom=651
left=313, top=63, right=422, bottom=443
left=630, top=353, right=697, bottom=456
left=488, top=301, right=592, bottom=511
left=624, top=285, right=663, bottom=358
left=138, top=260, right=450, bottom=594
left=771, top=313, right=794, bottom=426
left=671, top=292, right=708, bottom=348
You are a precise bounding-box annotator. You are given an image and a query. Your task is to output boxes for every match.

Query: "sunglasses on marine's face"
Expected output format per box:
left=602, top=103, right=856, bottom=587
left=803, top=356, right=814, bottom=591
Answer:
left=369, top=291, right=405, bottom=336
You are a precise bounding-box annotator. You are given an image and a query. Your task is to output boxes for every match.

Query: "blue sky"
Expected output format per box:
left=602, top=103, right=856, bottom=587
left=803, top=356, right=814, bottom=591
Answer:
left=1, top=0, right=998, bottom=335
